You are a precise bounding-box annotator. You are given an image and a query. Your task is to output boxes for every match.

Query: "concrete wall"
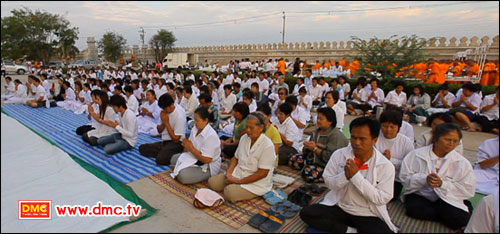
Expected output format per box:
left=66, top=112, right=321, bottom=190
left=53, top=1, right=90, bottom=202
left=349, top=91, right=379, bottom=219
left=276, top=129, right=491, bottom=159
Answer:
left=81, top=35, right=500, bottom=65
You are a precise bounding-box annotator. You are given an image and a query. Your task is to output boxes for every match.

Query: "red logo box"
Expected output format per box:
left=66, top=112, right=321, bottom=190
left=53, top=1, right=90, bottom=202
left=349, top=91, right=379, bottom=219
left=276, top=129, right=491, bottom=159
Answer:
left=18, top=200, right=52, bottom=220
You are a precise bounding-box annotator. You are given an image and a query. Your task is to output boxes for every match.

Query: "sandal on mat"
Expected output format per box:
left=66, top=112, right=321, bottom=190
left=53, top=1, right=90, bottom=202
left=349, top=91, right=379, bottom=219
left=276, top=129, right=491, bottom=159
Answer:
left=259, top=213, right=286, bottom=233
left=249, top=209, right=275, bottom=229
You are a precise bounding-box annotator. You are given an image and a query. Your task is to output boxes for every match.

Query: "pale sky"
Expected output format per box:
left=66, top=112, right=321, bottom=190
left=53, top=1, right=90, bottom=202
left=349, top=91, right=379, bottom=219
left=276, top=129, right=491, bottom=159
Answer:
left=1, top=1, right=499, bottom=51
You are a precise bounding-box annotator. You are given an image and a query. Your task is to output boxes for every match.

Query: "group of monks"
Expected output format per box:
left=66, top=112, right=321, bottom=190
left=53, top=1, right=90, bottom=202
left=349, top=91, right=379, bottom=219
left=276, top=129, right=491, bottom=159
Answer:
left=310, top=59, right=499, bottom=86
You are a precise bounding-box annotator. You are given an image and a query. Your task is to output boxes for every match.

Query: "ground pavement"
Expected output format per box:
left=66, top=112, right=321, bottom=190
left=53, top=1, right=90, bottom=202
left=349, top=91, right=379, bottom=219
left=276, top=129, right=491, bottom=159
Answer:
left=1, top=74, right=496, bottom=232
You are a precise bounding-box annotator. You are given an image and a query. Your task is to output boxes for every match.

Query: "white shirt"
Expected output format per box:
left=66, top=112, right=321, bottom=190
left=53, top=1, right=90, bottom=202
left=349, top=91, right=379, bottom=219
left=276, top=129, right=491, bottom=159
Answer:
left=415, top=129, right=464, bottom=156
left=291, top=106, right=307, bottom=138
left=399, top=145, right=476, bottom=212
left=338, top=156, right=375, bottom=216
left=454, top=92, right=482, bottom=113
left=126, top=95, right=139, bottom=116
left=87, top=106, right=118, bottom=138
left=479, top=94, right=499, bottom=120
left=232, top=134, right=276, bottom=196
left=241, top=79, right=251, bottom=90
left=292, top=83, right=305, bottom=96
left=341, top=83, right=351, bottom=96
left=141, top=100, right=161, bottom=123
left=333, top=101, right=346, bottom=129
left=184, top=94, right=199, bottom=119
left=154, top=86, right=168, bottom=99
left=172, top=125, right=221, bottom=177
left=273, top=116, right=301, bottom=152
left=399, top=121, right=414, bottom=143
left=116, top=109, right=138, bottom=147
left=133, top=88, right=143, bottom=101
left=375, top=133, right=414, bottom=176
left=321, top=145, right=398, bottom=232
left=34, top=84, right=46, bottom=100
left=258, top=78, right=269, bottom=93
left=320, top=83, right=329, bottom=96
left=160, top=105, right=186, bottom=141
left=473, top=137, right=499, bottom=195
left=432, top=92, right=455, bottom=107
left=221, top=93, right=237, bottom=113
left=363, top=88, right=385, bottom=108
left=351, top=88, right=367, bottom=104
left=384, top=90, right=407, bottom=107
left=308, top=84, right=323, bottom=100
left=298, top=95, right=313, bottom=112
left=464, top=191, right=499, bottom=233
left=248, top=99, right=257, bottom=112
left=15, top=84, right=27, bottom=98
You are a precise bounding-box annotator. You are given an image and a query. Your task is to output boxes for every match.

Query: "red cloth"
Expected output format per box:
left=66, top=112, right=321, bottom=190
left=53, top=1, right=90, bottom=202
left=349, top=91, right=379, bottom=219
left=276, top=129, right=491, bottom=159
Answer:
left=354, top=158, right=369, bottom=170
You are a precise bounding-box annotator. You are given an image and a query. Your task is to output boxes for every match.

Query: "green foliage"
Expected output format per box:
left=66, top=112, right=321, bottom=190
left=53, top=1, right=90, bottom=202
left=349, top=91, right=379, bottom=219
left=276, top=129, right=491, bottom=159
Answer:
left=1, top=7, right=79, bottom=64
left=349, top=35, right=432, bottom=81
left=149, top=29, right=177, bottom=62
left=98, top=32, right=127, bottom=63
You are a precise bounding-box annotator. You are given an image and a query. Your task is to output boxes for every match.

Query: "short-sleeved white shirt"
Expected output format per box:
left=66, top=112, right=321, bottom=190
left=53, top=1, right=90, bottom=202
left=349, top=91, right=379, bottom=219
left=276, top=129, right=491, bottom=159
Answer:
left=479, top=94, right=499, bottom=120
left=308, top=84, right=323, bottom=100
left=274, top=116, right=301, bottom=152
left=232, top=134, right=276, bottom=195
left=258, top=79, right=269, bottom=93
left=432, top=92, right=455, bottom=107
left=159, top=105, right=187, bottom=141
left=375, top=133, right=414, bottom=176
left=384, top=90, right=407, bottom=107
left=454, top=92, right=482, bottom=113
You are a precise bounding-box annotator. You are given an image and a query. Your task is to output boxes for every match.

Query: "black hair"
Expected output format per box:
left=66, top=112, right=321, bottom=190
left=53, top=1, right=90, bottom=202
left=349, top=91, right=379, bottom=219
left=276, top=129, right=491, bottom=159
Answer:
left=317, top=107, right=337, bottom=128
left=233, top=82, right=241, bottom=89
left=242, top=90, right=254, bottom=100
left=278, top=102, right=293, bottom=116
left=370, top=78, right=379, bottom=86
left=114, top=85, right=123, bottom=93
left=194, top=107, right=211, bottom=121
left=257, top=102, right=272, bottom=116
left=393, top=80, right=405, bottom=88
left=462, top=83, right=476, bottom=92
left=232, top=102, right=250, bottom=119
left=299, top=86, right=307, bottom=94
left=223, top=84, right=232, bottom=91
left=413, top=84, right=425, bottom=95
left=198, top=93, right=212, bottom=103
left=124, top=85, right=133, bottom=94
left=63, top=81, right=71, bottom=88
left=379, top=110, right=403, bottom=130
left=199, top=85, right=209, bottom=94
left=426, top=112, right=453, bottom=127
left=438, top=83, right=449, bottom=91
left=251, top=82, right=259, bottom=89
left=109, top=94, right=127, bottom=108
left=5, top=76, right=12, bottom=81
left=83, top=83, right=91, bottom=89
left=285, top=95, right=298, bottom=106
left=146, top=89, right=156, bottom=99
left=297, top=77, right=304, bottom=83
left=325, top=90, right=339, bottom=103
left=158, top=92, right=174, bottom=109
left=431, top=123, right=463, bottom=144
left=96, top=90, right=109, bottom=120
left=349, top=116, right=380, bottom=139
left=184, top=85, right=193, bottom=94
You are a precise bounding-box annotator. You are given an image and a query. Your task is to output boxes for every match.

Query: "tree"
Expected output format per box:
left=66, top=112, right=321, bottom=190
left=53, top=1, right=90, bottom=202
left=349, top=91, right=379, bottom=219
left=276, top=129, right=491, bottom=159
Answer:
left=98, top=32, right=127, bottom=63
left=149, top=29, right=176, bottom=62
left=350, top=34, right=432, bottom=80
left=1, top=7, right=79, bottom=64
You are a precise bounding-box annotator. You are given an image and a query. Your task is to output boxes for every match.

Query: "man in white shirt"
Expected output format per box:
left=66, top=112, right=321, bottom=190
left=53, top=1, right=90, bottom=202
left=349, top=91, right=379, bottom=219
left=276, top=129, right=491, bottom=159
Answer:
left=220, top=84, right=237, bottom=114
left=292, top=77, right=306, bottom=96
left=473, top=136, right=499, bottom=195
left=285, top=96, right=307, bottom=141
left=308, top=78, right=323, bottom=105
left=183, top=85, right=199, bottom=120
left=139, top=94, right=186, bottom=165
left=363, top=78, right=385, bottom=111
left=452, top=83, right=483, bottom=132
left=470, top=87, right=499, bottom=134
left=304, top=69, right=314, bottom=88
left=399, top=123, right=475, bottom=231
left=432, top=84, right=455, bottom=109
left=124, top=86, right=139, bottom=116
left=300, top=117, right=397, bottom=233
left=257, top=73, right=269, bottom=95
left=26, top=76, right=47, bottom=108
left=384, top=81, right=407, bottom=109
left=464, top=191, right=499, bottom=233
left=1, top=76, right=16, bottom=100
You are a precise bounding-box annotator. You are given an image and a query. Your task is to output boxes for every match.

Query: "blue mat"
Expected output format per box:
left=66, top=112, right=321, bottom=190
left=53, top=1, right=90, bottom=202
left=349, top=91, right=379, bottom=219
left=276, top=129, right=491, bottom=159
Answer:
left=1, top=104, right=169, bottom=184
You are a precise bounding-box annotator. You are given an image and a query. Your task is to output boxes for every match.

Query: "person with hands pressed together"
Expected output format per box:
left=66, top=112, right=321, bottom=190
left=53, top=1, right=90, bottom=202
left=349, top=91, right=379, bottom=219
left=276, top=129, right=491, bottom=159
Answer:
left=83, top=90, right=117, bottom=146
left=300, top=117, right=397, bottom=233
left=208, top=112, right=276, bottom=202
left=170, top=107, right=221, bottom=185
left=399, top=123, right=475, bottom=231
left=97, top=94, right=138, bottom=155
left=137, top=90, right=162, bottom=136
left=139, top=93, right=186, bottom=165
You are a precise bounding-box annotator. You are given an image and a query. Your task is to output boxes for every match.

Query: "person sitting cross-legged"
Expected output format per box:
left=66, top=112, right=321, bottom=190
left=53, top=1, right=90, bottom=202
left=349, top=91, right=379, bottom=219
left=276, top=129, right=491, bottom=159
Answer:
left=300, top=117, right=398, bottom=233
left=399, top=123, right=475, bottom=231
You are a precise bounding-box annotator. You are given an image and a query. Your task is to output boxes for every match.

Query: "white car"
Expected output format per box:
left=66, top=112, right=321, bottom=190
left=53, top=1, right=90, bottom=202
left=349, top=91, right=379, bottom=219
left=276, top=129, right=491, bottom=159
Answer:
left=4, top=60, right=28, bottom=75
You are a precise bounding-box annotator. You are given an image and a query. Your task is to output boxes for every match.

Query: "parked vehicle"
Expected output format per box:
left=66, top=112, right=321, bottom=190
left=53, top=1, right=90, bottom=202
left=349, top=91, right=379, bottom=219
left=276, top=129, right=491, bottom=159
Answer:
left=68, top=60, right=98, bottom=69
left=48, top=61, right=65, bottom=69
left=162, top=53, right=198, bottom=69
left=4, top=60, right=28, bottom=75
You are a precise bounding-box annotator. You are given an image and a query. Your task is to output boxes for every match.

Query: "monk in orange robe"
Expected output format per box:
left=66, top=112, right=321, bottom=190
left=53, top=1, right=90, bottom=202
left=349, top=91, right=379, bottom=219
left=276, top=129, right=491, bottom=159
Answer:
left=313, top=60, right=321, bottom=72
left=339, top=59, right=346, bottom=70
left=452, top=62, right=464, bottom=77
left=330, top=60, right=335, bottom=66
left=277, top=58, right=286, bottom=75
left=348, top=60, right=360, bottom=78
left=437, top=63, right=450, bottom=84
left=412, top=62, right=427, bottom=80
left=322, top=60, right=330, bottom=70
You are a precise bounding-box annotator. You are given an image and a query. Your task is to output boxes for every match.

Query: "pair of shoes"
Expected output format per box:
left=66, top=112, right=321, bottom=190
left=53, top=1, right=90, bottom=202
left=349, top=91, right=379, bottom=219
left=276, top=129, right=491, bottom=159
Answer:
left=249, top=209, right=286, bottom=233
left=299, top=183, right=327, bottom=196
left=270, top=200, right=301, bottom=218
left=263, top=189, right=288, bottom=205
left=287, top=188, right=312, bottom=207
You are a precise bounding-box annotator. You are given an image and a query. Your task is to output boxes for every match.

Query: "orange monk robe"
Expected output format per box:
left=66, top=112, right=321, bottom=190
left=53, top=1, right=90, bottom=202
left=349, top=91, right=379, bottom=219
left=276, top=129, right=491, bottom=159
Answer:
left=413, top=63, right=427, bottom=79
left=313, top=63, right=321, bottom=71
left=323, top=62, right=330, bottom=70
left=330, top=60, right=335, bottom=66
left=396, top=65, right=410, bottom=77
left=348, top=60, right=360, bottom=77
left=481, top=62, right=497, bottom=86
left=436, top=63, right=450, bottom=84
left=468, top=63, right=480, bottom=76
left=339, top=60, right=346, bottom=69
left=426, top=62, right=441, bottom=83
left=277, top=60, right=286, bottom=75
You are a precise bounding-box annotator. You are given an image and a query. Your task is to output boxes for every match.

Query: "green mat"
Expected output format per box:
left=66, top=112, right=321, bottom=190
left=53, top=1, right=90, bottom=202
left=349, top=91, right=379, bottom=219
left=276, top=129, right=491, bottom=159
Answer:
left=1, top=109, right=156, bottom=232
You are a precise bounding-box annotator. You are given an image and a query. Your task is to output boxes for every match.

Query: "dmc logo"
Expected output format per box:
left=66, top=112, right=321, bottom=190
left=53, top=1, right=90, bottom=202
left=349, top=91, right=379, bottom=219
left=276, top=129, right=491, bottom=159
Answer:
left=18, top=200, right=52, bottom=220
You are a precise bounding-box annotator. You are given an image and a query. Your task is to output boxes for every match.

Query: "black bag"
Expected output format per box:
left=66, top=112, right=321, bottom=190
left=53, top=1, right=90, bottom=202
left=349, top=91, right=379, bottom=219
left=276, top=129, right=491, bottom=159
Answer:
left=76, top=125, right=95, bottom=136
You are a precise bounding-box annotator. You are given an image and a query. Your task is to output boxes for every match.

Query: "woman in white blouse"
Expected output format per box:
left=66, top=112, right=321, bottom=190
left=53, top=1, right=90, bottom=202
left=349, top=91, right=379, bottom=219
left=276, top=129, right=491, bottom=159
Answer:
left=56, top=81, right=76, bottom=110
left=137, top=90, right=162, bottom=135
left=273, top=102, right=300, bottom=165
left=208, top=112, right=276, bottom=202
left=375, top=110, right=414, bottom=201
left=399, top=123, right=475, bottom=231
left=171, top=107, right=221, bottom=185
left=82, top=90, right=118, bottom=146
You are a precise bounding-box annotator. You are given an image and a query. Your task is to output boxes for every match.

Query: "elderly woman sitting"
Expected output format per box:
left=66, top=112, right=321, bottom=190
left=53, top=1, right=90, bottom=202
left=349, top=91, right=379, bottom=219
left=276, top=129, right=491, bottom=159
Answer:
left=208, top=112, right=276, bottom=202
left=288, top=107, right=349, bottom=183
left=170, top=107, right=221, bottom=185
left=399, top=123, right=475, bottom=231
